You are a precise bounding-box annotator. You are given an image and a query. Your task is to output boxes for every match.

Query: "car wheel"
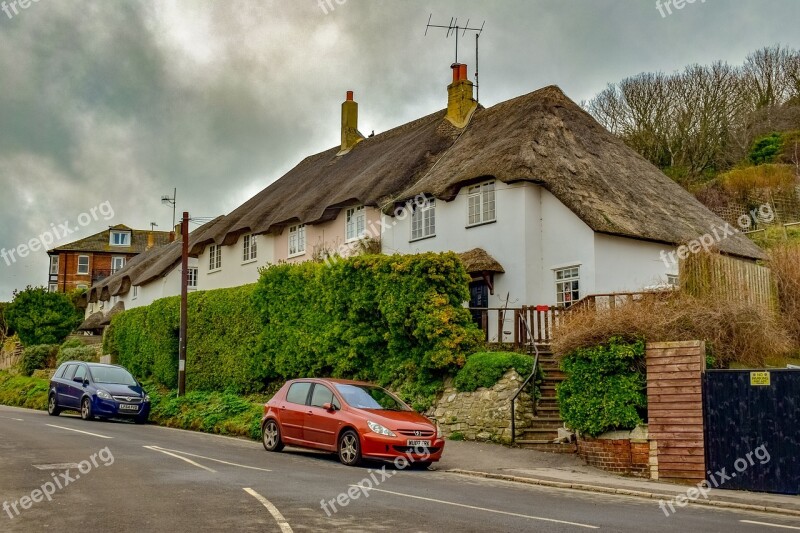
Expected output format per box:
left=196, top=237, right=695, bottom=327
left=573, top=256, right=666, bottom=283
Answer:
left=338, top=429, right=362, bottom=466
left=134, top=414, right=148, bottom=425
left=80, top=397, right=94, bottom=421
left=47, top=394, right=60, bottom=416
left=262, top=420, right=284, bottom=452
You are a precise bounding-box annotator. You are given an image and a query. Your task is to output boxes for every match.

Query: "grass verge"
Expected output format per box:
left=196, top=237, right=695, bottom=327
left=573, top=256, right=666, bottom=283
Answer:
left=0, top=371, right=266, bottom=441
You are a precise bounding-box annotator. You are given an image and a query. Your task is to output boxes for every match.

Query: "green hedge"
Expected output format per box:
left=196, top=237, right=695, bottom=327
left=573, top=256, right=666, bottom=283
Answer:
left=56, top=345, right=98, bottom=367
left=104, top=285, right=261, bottom=392
left=253, top=253, right=482, bottom=409
left=104, top=253, right=482, bottom=410
left=557, top=337, right=647, bottom=437
left=454, top=352, right=534, bottom=392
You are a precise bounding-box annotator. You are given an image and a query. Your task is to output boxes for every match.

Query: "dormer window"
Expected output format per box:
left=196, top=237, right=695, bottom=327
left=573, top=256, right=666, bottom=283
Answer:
left=110, top=230, right=131, bottom=246
left=345, top=206, right=366, bottom=242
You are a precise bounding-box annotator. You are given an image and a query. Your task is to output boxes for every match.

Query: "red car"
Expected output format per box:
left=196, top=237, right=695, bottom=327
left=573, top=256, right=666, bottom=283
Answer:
left=261, top=378, right=444, bottom=467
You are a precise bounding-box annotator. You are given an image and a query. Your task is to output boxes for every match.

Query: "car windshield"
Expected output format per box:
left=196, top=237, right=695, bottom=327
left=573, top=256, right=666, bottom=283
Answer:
left=90, top=367, right=137, bottom=386
left=334, top=384, right=411, bottom=411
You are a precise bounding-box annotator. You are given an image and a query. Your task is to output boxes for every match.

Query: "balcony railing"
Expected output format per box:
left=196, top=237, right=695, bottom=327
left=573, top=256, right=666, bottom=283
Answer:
left=91, top=269, right=114, bottom=284
left=469, top=305, right=564, bottom=347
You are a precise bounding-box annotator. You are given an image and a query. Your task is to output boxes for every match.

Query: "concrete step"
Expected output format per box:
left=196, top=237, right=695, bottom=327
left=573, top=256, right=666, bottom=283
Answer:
left=519, top=428, right=558, bottom=439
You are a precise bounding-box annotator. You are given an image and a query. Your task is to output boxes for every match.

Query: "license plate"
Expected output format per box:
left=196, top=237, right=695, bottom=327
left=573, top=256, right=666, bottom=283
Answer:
left=407, top=440, right=431, bottom=447
left=119, top=404, right=139, bottom=412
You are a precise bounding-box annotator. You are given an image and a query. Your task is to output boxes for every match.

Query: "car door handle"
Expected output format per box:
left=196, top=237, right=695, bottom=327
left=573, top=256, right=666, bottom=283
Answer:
left=307, top=410, right=313, bottom=415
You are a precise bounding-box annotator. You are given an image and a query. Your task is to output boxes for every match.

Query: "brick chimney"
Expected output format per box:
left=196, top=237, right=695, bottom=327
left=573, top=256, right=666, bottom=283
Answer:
left=339, top=90, right=365, bottom=155
left=446, top=63, right=478, bottom=128
left=146, top=232, right=155, bottom=250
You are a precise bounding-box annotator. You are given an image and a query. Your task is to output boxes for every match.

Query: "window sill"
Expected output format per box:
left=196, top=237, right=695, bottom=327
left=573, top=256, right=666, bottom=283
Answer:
left=241, top=258, right=258, bottom=265
left=288, top=251, right=306, bottom=259
left=409, top=234, right=436, bottom=243
left=465, top=219, right=497, bottom=229
left=208, top=268, right=222, bottom=274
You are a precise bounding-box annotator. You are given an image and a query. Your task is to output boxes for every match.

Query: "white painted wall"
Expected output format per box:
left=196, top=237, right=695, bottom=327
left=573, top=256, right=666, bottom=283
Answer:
left=198, top=233, right=273, bottom=291
left=594, top=234, right=678, bottom=292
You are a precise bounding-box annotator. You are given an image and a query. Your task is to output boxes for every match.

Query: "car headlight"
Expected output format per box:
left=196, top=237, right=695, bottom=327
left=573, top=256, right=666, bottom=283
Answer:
left=144, top=394, right=150, bottom=402
left=96, top=390, right=112, bottom=400
left=436, top=422, right=443, bottom=439
left=367, top=420, right=396, bottom=437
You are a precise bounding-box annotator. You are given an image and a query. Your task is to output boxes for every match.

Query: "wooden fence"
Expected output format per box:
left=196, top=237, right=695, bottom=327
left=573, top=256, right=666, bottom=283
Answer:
left=680, top=252, right=774, bottom=309
left=470, top=305, right=563, bottom=346
left=0, top=341, right=23, bottom=371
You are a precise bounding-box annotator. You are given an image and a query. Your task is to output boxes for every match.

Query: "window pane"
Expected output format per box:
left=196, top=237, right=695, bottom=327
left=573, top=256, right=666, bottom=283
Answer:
left=286, top=382, right=312, bottom=405
left=310, top=384, right=334, bottom=408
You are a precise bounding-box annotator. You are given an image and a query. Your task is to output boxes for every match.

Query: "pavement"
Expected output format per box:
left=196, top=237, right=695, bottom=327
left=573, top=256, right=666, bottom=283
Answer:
left=437, top=440, right=800, bottom=517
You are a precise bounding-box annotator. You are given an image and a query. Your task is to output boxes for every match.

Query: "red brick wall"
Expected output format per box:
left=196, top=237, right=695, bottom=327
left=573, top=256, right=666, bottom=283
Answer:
left=53, top=252, right=135, bottom=292
left=577, top=437, right=650, bottom=477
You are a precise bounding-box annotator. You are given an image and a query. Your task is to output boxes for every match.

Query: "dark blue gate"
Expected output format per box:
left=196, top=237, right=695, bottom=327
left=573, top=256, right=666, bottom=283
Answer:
left=702, top=369, right=800, bottom=495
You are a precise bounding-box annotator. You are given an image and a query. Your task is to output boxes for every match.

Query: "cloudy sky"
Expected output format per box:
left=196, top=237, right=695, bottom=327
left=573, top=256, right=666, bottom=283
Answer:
left=0, top=0, right=798, bottom=300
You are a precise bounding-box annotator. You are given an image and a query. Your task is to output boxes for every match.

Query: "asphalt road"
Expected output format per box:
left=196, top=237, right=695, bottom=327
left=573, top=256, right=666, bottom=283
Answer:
left=1, top=405, right=799, bottom=532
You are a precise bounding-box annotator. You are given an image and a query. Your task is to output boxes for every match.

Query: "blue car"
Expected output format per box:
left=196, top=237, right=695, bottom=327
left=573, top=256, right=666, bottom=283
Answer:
left=48, top=362, right=151, bottom=424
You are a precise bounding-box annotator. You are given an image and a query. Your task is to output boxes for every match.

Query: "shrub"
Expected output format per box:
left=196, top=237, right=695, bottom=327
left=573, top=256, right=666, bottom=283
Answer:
left=20, top=345, right=57, bottom=376
left=552, top=291, right=792, bottom=368
left=56, top=345, right=98, bottom=367
left=557, top=338, right=647, bottom=437
left=749, top=133, right=784, bottom=165
left=6, top=286, right=81, bottom=346
left=770, top=244, right=800, bottom=346
left=453, top=352, right=534, bottom=392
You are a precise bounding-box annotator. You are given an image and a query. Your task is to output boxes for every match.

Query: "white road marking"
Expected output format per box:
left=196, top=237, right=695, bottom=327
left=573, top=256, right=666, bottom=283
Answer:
left=741, top=520, right=800, bottom=530
left=244, top=488, right=293, bottom=533
left=0, top=416, right=24, bottom=421
left=348, top=485, right=599, bottom=529
left=33, top=463, right=80, bottom=470
left=143, top=445, right=216, bottom=473
left=147, top=445, right=271, bottom=472
left=45, top=424, right=113, bottom=439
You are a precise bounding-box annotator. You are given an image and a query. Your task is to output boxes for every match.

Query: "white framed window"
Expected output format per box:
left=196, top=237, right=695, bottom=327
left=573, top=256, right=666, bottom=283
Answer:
left=77, top=284, right=88, bottom=290
left=49, top=256, right=59, bottom=275
left=242, top=234, right=257, bottom=262
left=132, top=285, right=138, bottom=299
left=411, top=199, right=436, bottom=241
left=188, top=267, right=198, bottom=289
left=48, top=283, right=58, bottom=293
left=209, top=245, right=222, bottom=271
left=288, top=224, right=306, bottom=257
left=555, top=266, right=580, bottom=307
left=110, top=230, right=131, bottom=246
left=111, top=256, right=125, bottom=273
left=77, top=255, right=90, bottom=275
left=467, top=181, right=496, bottom=226
left=345, top=206, right=367, bottom=242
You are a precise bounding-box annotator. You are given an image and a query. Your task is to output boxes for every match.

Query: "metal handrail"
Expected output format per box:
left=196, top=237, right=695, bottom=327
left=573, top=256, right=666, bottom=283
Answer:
left=510, top=314, right=539, bottom=444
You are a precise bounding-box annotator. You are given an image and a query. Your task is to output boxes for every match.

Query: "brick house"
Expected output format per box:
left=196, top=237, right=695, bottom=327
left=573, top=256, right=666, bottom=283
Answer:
left=47, top=224, right=172, bottom=293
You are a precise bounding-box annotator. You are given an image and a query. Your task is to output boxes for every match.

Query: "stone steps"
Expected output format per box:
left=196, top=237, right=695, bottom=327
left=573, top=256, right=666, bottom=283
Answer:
left=516, top=440, right=577, bottom=453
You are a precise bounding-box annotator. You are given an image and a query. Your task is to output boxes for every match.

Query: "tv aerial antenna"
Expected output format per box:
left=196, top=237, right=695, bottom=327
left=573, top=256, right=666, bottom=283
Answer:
left=425, top=15, right=485, bottom=102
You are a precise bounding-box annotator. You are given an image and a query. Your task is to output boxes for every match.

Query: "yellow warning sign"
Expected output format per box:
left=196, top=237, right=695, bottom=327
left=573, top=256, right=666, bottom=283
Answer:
left=750, top=371, right=771, bottom=386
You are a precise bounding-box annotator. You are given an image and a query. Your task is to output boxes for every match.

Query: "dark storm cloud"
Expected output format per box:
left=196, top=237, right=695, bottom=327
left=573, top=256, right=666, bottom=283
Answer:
left=1, top=0, right=799, bottom=300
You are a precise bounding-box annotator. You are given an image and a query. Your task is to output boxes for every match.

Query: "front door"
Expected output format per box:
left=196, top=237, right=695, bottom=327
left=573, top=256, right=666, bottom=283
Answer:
left=469, top=280, right=489, bottom=329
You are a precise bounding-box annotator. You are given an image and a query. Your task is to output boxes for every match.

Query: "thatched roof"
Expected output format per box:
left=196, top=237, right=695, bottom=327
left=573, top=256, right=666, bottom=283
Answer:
left=88, top=217, right=224, bottom=303
left=189, top=111, right=463, bottom=254
left=194, top=84, right=763, bottom=261
left=397, top=86, right=765, bottom=260
left=100, top=302, right=125, bottom=326
left=459, top=248, right=505, bottom=273
left=49, top=224, right=172, bottom=254
left=77, top=312, right=105, bottom=331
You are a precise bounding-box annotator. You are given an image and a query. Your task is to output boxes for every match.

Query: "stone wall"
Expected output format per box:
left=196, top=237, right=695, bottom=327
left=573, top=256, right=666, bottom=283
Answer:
left=431, top=369, right=533, bottom=443
left=577, top=426, right=650, bottom=477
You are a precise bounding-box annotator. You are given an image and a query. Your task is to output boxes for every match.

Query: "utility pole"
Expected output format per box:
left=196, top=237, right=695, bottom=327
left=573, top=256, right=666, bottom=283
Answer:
left=178, top=211, right=188, bottom=397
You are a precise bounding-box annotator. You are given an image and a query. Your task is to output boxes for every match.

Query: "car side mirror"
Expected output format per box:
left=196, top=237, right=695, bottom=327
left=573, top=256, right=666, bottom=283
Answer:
left=73, top=376, right=83, bottom=384
left=322, top=402, right=335, bottom=412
